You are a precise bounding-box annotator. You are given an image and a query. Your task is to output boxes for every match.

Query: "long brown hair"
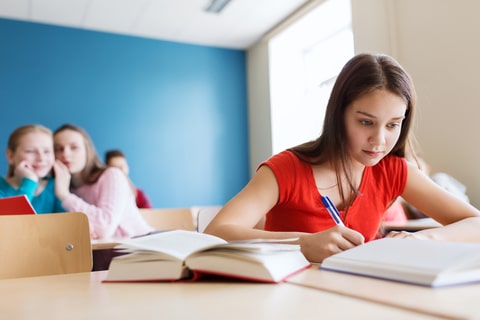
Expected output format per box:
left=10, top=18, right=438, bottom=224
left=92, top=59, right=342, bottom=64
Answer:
left=6, top=124, right=53, bottom=177
left=54, top=124, right=106, bottom=185
left=289, top=53, right=417, bottom=208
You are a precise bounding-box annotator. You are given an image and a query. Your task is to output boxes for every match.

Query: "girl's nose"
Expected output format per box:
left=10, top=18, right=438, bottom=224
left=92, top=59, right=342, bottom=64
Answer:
left=369, top=129, right=386, bottom=146
left=35, top=150, right=46, bottom=160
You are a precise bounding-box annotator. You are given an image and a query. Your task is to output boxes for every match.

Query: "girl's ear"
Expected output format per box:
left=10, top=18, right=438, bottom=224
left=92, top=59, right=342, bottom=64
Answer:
left=6, top=149, right=14, bottom=165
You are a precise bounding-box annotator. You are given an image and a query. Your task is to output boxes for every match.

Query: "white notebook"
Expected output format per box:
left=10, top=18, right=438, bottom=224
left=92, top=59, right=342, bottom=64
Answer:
left=320, top=238, right=480, bottom=287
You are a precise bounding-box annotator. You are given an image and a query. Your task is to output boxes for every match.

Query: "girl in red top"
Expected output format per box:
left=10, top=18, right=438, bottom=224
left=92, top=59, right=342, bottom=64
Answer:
left=205, top=53, right=480, bottom=262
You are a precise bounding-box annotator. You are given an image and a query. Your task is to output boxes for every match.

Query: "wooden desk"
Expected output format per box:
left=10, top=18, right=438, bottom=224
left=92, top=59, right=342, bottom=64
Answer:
left=0, top=271, right=437, bottom=320
left=287, top=265, right=480, bottom=320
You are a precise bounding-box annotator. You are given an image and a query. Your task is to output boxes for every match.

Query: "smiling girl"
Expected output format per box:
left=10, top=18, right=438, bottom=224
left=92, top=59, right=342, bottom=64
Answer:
left=205, top=53, right=480, bottom=262
left=0, top=124, right=64, bottom=213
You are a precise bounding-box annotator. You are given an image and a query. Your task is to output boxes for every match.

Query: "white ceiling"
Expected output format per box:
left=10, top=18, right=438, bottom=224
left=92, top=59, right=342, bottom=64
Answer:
left=0, top=0, right=311, bottom=49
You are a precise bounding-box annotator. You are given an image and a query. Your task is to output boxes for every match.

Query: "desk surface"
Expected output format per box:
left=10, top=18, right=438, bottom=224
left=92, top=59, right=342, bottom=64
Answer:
left=0, top=271, right=437, bottom=320
left=288, top=265, right=480, bottom=320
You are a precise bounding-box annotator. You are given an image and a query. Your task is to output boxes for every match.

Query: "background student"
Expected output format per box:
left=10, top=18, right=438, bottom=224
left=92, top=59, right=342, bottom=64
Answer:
left=105, top=149, right=152, bottom=208
left=0, top=124, right=64, bottom=213
left=52, top=123, right=154, bottom=240
left=205, top=53, right=480, bottom=263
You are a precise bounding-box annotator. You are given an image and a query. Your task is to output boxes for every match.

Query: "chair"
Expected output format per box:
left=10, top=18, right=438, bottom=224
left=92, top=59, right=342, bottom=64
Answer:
left=139, top=208, right=195, bottom=231
left=0, top=212, right=92, bottom=279
left=196, top=206, right=223, bottom=233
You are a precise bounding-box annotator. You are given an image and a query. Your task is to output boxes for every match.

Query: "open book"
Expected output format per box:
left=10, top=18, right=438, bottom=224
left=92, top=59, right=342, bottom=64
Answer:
left=104, top=230, right=310, bottom=283
left=320, top=238, right=480, bottom=287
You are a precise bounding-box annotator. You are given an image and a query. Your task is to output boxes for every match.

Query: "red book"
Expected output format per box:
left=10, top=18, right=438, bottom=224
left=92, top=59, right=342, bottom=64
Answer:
left=0, top=195, right=37, bottom=215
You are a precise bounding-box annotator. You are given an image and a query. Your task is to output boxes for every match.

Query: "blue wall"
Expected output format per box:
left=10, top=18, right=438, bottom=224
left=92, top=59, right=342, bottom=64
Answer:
left=0, top=18, right=249, bottom=208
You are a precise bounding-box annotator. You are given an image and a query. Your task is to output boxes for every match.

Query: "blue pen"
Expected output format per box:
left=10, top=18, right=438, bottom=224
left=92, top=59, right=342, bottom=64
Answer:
left=321, top=196, right=344, bottom=226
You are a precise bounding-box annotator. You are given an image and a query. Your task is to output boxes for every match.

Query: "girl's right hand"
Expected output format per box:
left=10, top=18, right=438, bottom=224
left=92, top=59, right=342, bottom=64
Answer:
left=53, top=160, right=72, bottom=201
left=300, top=225, right=365, bottom=263
left=14, top=160, right=38, bottom=182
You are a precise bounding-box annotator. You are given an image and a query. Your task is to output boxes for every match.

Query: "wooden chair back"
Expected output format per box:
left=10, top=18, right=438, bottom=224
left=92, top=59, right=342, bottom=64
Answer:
left=0, top=212, right=92, bottom=279
left=139, top=208, right=195, bottom=231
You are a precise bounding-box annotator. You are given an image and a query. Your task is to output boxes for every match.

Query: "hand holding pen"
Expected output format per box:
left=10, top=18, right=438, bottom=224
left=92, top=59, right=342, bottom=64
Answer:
left=298, top=196, right=364, bottom=262
left=321, top=196, right=344, bottom=226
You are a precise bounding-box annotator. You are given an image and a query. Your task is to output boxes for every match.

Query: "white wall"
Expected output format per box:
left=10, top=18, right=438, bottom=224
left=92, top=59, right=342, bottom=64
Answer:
left=248, top=0, right=480, bottom=207
left=246, top=41, right=273, bottom=175
left=246, top=0, right=326, bottom=176
left=352, top=0, right=480, bottom=207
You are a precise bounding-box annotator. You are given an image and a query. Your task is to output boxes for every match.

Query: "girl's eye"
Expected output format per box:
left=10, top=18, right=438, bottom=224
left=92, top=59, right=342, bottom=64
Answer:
left=360, top=120, right=372, bottom=126
left=387, top=123, right=401, bottom=129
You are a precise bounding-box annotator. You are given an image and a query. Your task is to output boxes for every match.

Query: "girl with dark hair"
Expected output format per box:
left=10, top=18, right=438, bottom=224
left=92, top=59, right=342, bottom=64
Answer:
left=205, top=53, right=480, bottom=262
left=104, top=149, right=152, bottom=209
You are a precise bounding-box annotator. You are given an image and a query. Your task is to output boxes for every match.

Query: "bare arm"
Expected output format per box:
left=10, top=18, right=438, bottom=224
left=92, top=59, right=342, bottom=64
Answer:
left=387, top=163, right=480, bottom=241
left=204, top=165, right=364, bottom=262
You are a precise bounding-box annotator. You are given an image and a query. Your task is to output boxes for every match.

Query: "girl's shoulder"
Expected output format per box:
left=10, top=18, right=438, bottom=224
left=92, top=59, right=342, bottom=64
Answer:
left=0, top=177, right=12, bottom=194
left=86, top=167, right=115, bottom=184
left=77, top=167, right=128, bottom=193
left=100, top=166, right=123, bottom=177
left=260, top=150, right=311, bottom=182
left=264, top=150, right=302, bottom=166
left=376, top=155, right=407, bottom=171
left=0, top=176, right=8, bottom=186
left=98, top=167, right=128, bottom=184
left=369, top=155, right=408, bottom=193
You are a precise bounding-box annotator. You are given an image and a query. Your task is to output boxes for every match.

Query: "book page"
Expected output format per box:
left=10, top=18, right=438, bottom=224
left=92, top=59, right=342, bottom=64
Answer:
left=116, top=230, right=227, bottom=260
left=211, top=242, right=301, bottom=253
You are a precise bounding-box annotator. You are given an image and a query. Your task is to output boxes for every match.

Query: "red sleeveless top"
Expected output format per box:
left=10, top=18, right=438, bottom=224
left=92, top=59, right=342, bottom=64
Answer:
left=261, top=151, right=407, bottom=242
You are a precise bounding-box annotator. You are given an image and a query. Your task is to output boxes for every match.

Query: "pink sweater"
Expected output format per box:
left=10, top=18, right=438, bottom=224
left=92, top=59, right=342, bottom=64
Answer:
left=62, top=167, right=154, bottom=239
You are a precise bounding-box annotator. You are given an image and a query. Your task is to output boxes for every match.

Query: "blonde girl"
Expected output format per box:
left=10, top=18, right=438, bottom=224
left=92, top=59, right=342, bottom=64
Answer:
left=0, top=124, right=64, bottom=213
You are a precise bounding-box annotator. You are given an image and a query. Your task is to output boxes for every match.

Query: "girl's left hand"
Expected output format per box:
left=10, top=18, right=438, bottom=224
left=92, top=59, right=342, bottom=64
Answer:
left=385, top=230, right=430, bottom=240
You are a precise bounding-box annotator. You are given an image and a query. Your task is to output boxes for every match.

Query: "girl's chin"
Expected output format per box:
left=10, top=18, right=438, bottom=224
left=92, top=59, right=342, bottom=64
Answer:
left=35, top=172, right=51, bottom=178
left=358, top=157, right=382, bottom=167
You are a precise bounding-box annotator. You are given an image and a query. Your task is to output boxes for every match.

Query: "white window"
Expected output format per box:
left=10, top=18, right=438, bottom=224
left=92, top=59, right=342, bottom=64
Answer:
left=269, top=0, right=354, bottom=154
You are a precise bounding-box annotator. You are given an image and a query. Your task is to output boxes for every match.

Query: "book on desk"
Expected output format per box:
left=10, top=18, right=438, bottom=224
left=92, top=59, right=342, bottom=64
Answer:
left=0, top=195, right=36, bottom=215
left=381, top=218, right=442, bottom=233
left=320, top=237, right=480, bottom=288
left=103, top=230, right=310, bottom=283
